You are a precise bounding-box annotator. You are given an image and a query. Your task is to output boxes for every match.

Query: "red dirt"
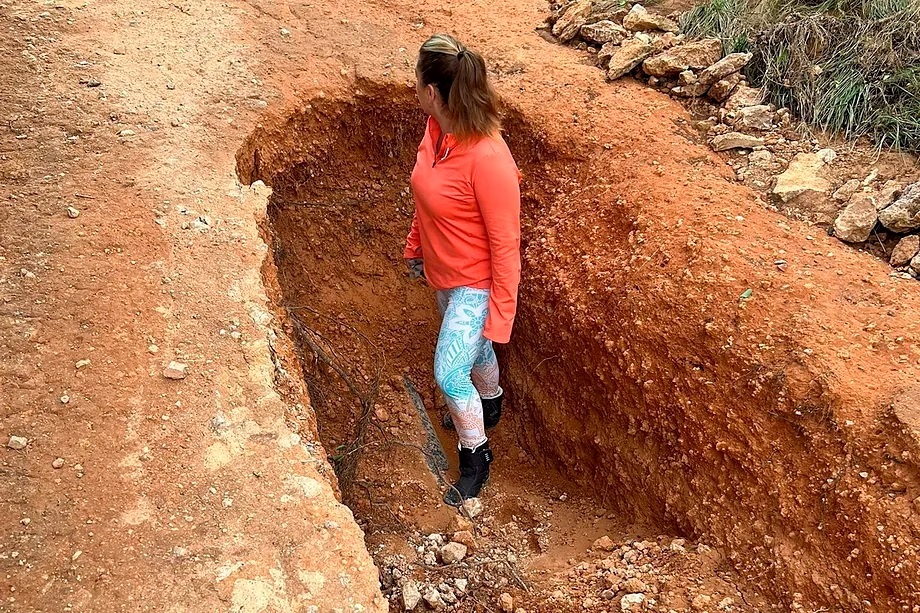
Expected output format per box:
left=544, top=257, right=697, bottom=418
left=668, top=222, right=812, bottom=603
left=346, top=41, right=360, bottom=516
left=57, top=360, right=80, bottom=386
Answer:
left=4, top=0, right=920, bottom=611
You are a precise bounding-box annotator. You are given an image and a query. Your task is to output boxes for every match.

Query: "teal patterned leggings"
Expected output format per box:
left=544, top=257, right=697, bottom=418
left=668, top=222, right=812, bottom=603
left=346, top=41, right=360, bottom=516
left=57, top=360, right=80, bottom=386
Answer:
left=434, top=287, right=502, bottom=449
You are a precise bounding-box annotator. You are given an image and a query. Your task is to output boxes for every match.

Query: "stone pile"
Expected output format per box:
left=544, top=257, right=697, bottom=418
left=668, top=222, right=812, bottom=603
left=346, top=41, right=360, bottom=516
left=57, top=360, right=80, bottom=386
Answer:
left=545, top=2, right=752, bottom=103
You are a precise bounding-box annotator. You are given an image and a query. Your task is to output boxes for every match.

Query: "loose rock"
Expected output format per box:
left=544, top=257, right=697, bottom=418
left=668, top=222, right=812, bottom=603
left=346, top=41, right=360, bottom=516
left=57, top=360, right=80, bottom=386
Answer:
left=623, top=4, right=679, bottom=32
left=607, top=38, right=654, bottom=80
left=736, top=104, right=774, bottom=130
left=891, top=235, right=920, bottom=267
left=879, top=182, right=920, bottom=233
left=401, top=581, right=422, bottom=611
left=499, top=592, right=514, bottom=613
left=620, top=593, right=645, bottom=611
left=75, top=359, right=91, bottom=369
left=451, top=530, right=477, bottom=551
left=772, top=150, right=838, bottom=223
left=642, top=39, right=722, bottom=76
left=52, top=457, right=65, bottom=469
left=911, top=253, right=920, bottom=277
left=834, top=193, right=878, bottom=243
left=833, top=179, right=862, bottom=203
left=7, top=436, right=28, bottom=450
left=66, top=206, right=80, bottom=218
left=724, top=85, right=763, bottom=110
left=593, top=535, right=616, bottom=551
left=711, top=132, right=764, bottom=152
left=163, top=361, right=188, bottom=380
left=622, top=577, right=648, bottom=593
left=708, top=72, right=741, bottom=102
left=692, top=594, right=713, bottom=611
left=440, top=542, right=468, bottom=564
left=580, top=20, right=628, bottom=45
left=698, top=52, right=752, bottom=87
left=552, top=0, right=594, bottom=43
left=422, top=588, right=445, bottom=609
left=461, top=497, right=483, bottom=518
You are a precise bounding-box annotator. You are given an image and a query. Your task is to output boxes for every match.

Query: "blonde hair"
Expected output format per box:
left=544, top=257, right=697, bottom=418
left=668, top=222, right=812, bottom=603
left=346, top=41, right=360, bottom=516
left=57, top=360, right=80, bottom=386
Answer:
left=418, top=34, right=500, bottom=140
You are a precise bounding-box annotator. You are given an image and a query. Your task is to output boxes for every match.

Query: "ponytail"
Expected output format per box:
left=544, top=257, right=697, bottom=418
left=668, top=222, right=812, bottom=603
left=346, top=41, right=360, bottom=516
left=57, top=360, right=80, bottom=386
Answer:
left=418, top=34, right=500, bottom=140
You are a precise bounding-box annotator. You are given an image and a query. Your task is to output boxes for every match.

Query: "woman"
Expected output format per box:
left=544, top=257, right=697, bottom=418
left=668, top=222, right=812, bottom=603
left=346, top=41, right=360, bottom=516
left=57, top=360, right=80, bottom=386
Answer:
left=404, top=33, right=522, bottom=506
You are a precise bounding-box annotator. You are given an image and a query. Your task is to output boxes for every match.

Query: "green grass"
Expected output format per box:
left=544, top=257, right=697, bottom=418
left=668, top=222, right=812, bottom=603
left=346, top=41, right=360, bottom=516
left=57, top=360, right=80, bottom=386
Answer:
left=680, top=0, right=920, bottom=151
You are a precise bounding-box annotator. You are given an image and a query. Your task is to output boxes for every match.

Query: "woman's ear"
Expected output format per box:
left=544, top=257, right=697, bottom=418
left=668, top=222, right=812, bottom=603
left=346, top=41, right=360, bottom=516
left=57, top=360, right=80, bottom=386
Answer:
left=426, top=83, right=440, bottom=109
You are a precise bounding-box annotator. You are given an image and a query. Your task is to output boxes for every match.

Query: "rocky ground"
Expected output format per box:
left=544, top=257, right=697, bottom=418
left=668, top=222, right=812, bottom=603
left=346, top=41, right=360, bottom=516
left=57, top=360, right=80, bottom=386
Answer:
left=543, top=0, right=920, bottom=280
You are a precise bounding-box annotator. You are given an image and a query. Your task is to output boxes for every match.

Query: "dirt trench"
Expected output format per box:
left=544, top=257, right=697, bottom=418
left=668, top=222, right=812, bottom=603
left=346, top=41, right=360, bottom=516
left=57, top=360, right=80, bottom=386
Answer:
left=237, top=83, right=920, bottom=611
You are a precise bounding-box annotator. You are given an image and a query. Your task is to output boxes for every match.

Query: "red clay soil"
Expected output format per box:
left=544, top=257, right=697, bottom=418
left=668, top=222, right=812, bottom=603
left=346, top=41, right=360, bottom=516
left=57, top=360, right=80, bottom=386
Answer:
left=4, top=0, right=920, bottom=612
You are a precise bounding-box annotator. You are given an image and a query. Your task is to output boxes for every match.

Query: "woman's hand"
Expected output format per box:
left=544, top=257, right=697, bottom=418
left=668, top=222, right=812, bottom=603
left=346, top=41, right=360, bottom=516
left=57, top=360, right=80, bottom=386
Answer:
left=406, top=258, right=426, bottom=281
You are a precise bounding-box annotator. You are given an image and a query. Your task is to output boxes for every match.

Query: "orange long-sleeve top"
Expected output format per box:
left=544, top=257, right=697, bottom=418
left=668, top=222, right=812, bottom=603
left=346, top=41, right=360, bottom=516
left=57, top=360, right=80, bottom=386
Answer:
left=404, top=116, right=522, bottom=344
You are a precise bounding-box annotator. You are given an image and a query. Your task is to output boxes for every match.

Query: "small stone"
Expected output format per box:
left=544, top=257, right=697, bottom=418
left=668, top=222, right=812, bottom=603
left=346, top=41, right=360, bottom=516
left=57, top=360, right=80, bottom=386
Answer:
left=75, top=359, right=91, bottom=369
left=579, top=20, right=628, bottom=45
left=708, top=72, right=741, bottom=102
left=879, top=182, right=920, bottom=233
left=678, top=70, right=697, bottom=85
left=52, top=457, right=65, bottom=469
left=7, top=436, right=28, bottom=450
left=401, top=581, right=422, bottom=611
left=461, top=497, right=483, bottom=518
left=440, top=542, right=468, bottom=564
left=623, top=578, right=648, bottom=593
left=737, top=104, right=774, bottom=130
left=718, top=597, right=735, bottom=610
left=423, top=588, right=445, bottom=609
left=451, top=530, right=477, bottom=550
left=60, top=394, right=70, bottom=404
left=66, top=206, right=80, bottom=218
left=20, top=518, right=31, bottom=526
left=692, top=595, right=713, bottom=611
left=148, top=344, right=159, bottom=354
left=620, top=593, right=645, bottom=611
left=499, top=593, right=514, bottom=613
left=833, top=179, right=862, bottom=203
left=593, top=535, right=615, bottom=551
left=374, top=407, right=390, bottom=422
left=602, top=589, right=616, bottom=600
left=279, top=27, right=291, bottom=37
left=607, top=38, right=654, bottom=80
left=113, top=47, right=126, bottom=55
left=450, top=514, right=474, bottom=532
left=422, top=550, right=438, bottom=566
left=552, top=0, right=594, bottom=42
left=910, top=253, right=920, bottom=276
left=891, top=235, right=920, bottom=267
left=426, top=533, right=445, bottom=546
left=72, top=550, right=82, bottom=561
left=166, top=82, right=175, bottom=90
left=834, top=193, right=878, bottom=243
left=642, top=39, right=722, bottom=76
left=623, top=4, right=679, bottom=32
left=698, top=52, right=752, bottom=87
left=711, top=132, right=764, bottom=152
left=163, top=361, right=188, bottom=380
left=118, top=129, right=135, bottom=137
left=453, top=578, right=468, bottom=592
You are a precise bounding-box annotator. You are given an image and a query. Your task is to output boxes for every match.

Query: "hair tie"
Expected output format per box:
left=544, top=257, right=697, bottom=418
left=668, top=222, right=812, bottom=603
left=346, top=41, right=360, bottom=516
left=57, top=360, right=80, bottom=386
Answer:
left=457, top=49, right=466, bottom=60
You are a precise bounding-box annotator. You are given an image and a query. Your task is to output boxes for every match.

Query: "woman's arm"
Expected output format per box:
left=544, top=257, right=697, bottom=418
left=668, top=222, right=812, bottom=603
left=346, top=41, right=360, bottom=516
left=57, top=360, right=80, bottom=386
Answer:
left=473, top=153, right=521, bottom=344
left=404, top=212, right=423, bottom=260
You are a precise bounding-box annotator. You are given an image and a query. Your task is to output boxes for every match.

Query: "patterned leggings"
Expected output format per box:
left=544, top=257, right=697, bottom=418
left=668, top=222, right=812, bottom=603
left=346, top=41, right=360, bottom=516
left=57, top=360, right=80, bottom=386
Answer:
left=434, top=287, right=502, bottom=449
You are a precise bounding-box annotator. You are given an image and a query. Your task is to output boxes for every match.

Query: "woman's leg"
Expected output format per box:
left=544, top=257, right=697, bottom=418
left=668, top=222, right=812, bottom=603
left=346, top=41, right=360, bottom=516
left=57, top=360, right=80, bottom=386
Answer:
left=471, top=341, right=501, bottom=400
left=433, top=287, right=491, bottom=449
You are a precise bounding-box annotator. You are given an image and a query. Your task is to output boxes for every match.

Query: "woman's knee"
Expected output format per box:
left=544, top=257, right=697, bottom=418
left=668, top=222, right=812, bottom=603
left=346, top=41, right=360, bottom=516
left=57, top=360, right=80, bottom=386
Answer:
left=434, top=365, right=473, bottom=401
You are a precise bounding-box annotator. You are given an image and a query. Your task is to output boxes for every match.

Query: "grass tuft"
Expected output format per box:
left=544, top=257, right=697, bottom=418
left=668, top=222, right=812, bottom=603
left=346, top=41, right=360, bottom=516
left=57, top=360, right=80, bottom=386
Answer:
left=680, top=0, right=920, bottom=151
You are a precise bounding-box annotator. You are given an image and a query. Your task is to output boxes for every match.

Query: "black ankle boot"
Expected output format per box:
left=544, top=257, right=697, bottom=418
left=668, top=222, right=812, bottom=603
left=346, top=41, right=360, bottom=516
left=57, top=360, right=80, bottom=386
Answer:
left=443, top=441, right=493, bottom=506
left=442, top=392, right=503, bottom=431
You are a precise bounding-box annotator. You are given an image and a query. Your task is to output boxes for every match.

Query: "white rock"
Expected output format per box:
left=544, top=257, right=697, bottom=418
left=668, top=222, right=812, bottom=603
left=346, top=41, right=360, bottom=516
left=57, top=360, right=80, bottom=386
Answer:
left=440, top=542, right=468, bottom=564
left=7, top=436, right=28, bottom=450
left=52, top=457, right=65, bottom=469
left=75, top=359, right=91, bottom=369
left=621, top=593, right=645, bottom=611
left=163, top=361, right=188, bottom=380
left=66, top=207, right=80, bottom=218
left=423, top=588, right=445, bottom=609
left=401, top=581, right=422, bottom=611
left=461, top=497, right=483, bottom=518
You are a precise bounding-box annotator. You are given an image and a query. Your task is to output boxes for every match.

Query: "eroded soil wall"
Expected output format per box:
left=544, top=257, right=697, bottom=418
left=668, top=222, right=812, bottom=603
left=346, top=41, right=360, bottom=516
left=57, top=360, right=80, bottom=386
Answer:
left=238, top=82, right=920, bottom=611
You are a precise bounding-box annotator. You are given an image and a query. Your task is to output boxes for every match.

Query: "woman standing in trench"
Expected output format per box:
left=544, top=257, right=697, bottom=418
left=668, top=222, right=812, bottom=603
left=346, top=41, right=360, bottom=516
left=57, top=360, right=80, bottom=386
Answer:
left=404, top=33, right=522, bottom=506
